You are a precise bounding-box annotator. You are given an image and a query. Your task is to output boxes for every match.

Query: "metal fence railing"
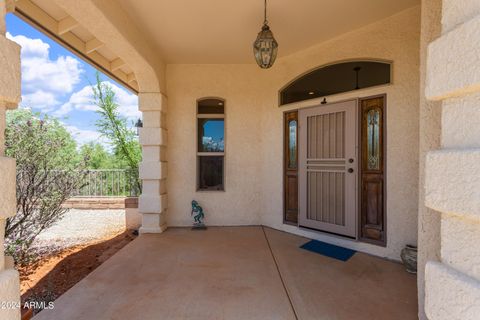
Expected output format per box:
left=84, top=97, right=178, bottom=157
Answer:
left=74, top=169, right=140, bottom=197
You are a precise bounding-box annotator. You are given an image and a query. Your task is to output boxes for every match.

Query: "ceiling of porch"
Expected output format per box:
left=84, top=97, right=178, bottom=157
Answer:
left=13, top=0, right=419, bottom=93
left=118, top=0, right=420, bottom=64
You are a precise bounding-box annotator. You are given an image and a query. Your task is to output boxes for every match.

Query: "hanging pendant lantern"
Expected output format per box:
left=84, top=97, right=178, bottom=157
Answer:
left=253, top=0, right=278, bottom=69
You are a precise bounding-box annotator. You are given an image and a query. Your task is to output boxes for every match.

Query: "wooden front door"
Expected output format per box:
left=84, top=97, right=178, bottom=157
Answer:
left=298, top=100, right=358, bottom=237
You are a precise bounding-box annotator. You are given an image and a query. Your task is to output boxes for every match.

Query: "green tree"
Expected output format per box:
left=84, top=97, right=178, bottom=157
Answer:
left=80, top=142, right=114, bottom=169
left=4, top=109, right=85, bottom=265
left=92, top=73, right=141, bottom=191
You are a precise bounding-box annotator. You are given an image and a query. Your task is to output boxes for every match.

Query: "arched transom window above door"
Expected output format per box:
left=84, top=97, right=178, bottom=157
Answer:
left=280, top=61, right=391, bottom=106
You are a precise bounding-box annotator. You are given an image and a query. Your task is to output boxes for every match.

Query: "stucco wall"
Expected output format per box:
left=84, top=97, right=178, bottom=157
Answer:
left=0, top=2, right=21, bottom=319
left=166, top=6, right=420, bottom=260
left=423, top=0, right=480, bottom=315
left=417, top=0, right=442, bottom=318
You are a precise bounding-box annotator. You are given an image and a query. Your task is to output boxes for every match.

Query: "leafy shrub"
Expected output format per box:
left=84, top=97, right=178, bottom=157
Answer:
left=4, top=109, right=85, bottom=265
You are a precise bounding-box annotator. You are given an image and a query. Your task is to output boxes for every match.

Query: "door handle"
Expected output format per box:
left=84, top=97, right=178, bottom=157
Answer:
left=348, top=168, right=354, bottom=173
left=348, top=158, right=354, bottom=163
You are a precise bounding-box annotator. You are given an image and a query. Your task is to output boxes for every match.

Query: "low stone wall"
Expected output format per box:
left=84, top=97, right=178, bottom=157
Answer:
left=63, top=197, right=138, bottom=210
left=126, top=205, right=141, bottom=230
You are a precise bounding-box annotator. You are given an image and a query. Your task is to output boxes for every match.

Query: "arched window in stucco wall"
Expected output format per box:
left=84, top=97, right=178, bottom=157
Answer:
left=196, top=98, right=225, bottom=191
left=280, top=60, right=391, bottom=105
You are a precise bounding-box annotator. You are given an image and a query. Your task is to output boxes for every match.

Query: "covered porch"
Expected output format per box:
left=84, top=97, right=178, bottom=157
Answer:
left=33, top=227, right=417, bottom=320
left=0, top=0, right=480, bottom=319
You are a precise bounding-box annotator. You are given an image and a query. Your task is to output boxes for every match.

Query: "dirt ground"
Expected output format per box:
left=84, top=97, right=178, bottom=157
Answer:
left=19, top=231, right=137, bottom=307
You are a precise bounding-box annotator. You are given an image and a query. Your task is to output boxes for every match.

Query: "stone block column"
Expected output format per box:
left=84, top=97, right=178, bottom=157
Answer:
left=424, top=1, right=480, bottom=319
left=138, top=92, right=168, bottom=233
left=417, top=1, right=442, bottom=319
left=0, top=0, right=22, bottom=319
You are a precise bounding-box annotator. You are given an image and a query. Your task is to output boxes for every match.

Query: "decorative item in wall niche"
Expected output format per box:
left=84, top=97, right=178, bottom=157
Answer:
left=400, top=244, right=417, bottom=274
left=253, top=0, right=278, bottom=69
left=321, top=98, right=327, bottom=104
left=191, top=200, right=207, bottom=230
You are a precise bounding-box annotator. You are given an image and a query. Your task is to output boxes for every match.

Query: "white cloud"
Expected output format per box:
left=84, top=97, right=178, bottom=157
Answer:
left=55, top=85, right=96, bottom=116
left=22, top=90, right=60, bottom=112
left=55, top=81, right=140, bottom=121
left=112, top=84, right=140, bottom=120
left=6, top=32, right=49, bottom=60
left=6, top=32, right=83, bottom=111
left=64, top=124, right=108, bottom=147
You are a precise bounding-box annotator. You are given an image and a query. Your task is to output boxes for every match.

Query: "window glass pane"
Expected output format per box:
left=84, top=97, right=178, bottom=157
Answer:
left=198, top=156, right=224, bottom=190
left=198, top=99, right=224, bottom=114
left=280, top=61, right=391, bottom=105
left=198, top=119, right=224, bottom=152
left=288, top=120, right=297, bottom=168
left=366, top=109, right=381, bottom=170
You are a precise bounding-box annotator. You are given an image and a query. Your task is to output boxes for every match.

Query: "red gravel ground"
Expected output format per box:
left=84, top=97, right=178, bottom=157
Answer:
left=20, top=231, right=137, bottom=306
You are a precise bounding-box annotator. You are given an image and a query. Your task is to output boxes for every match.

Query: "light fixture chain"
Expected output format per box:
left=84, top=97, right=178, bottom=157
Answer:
left=264, top=0, right=268, bottom=25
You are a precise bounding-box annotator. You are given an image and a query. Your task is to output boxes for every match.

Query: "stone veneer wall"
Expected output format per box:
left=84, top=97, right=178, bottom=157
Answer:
left=417, top=0, right=442, bottom=319
left=424, top=0, right=480, bottom=319
left=63, top=197, right=139, bottom=209
left=138, top=93, right=168, bottom=233
left=0, top=1, right=21, bottom=319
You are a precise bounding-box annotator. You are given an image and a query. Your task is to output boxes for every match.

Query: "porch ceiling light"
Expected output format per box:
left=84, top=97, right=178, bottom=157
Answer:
left=253, top=0, right=278, bottom=69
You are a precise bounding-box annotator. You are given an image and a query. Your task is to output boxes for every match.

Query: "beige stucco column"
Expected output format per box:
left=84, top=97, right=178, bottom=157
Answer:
left=138, top=92, right=168, bottom=233
left=417, top=0, right=442, bottom=319
left=0, top=1, right=22, bottom=319
left=424, top=1, right=480, bottom=319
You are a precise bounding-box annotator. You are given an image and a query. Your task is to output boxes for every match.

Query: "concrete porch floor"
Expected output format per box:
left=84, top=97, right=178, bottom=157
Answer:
left=34, top=227, right=417, bottom=320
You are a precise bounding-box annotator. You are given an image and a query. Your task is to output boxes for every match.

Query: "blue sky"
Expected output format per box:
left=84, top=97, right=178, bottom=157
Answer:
left=202, top=120, right=224, bottom=141
left=6, top=14, right=140, bottom=147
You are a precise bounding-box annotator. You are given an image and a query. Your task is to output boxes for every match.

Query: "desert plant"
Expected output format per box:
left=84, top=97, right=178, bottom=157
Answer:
left=92, top=73, right=142, bottom=192
left=4, top=109, right=85, bottom=265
